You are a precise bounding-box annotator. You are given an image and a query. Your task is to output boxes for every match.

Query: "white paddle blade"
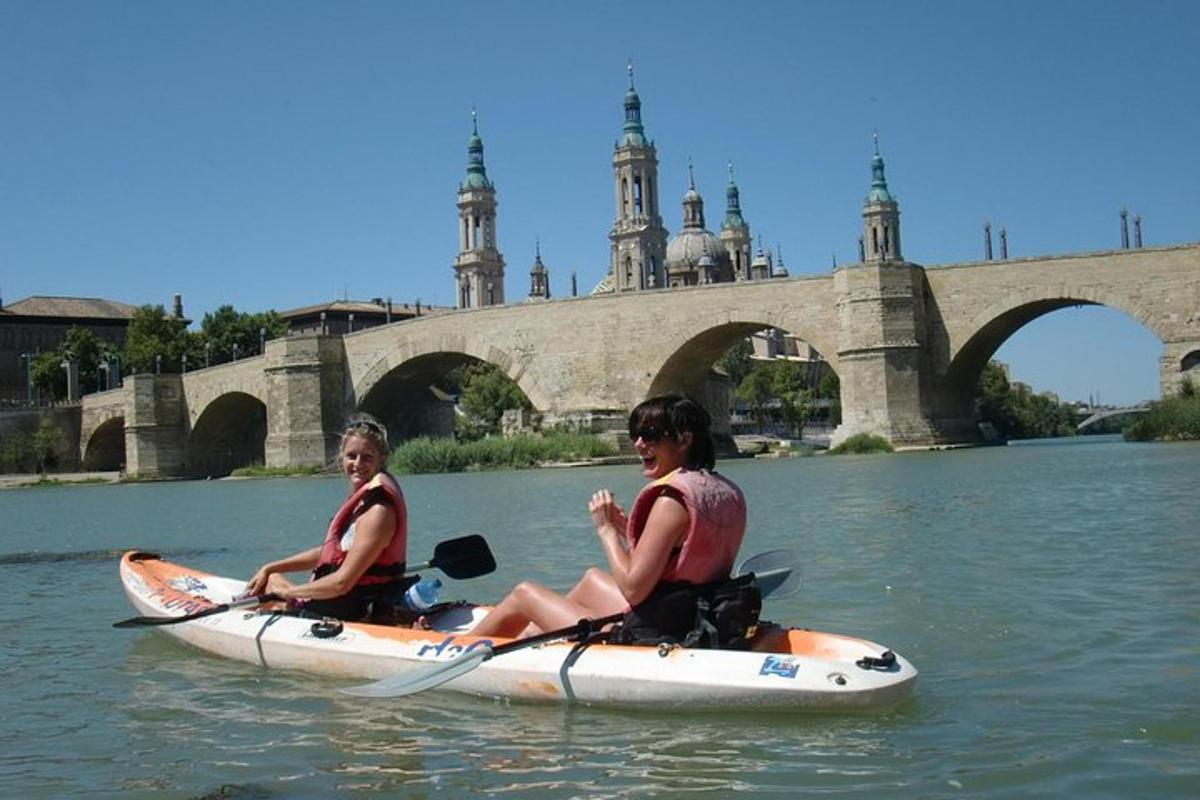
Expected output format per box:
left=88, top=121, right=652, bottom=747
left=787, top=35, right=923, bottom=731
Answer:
left=735, top=548, right=801, bottom=599
left=338, top=645, right=493, bottom=698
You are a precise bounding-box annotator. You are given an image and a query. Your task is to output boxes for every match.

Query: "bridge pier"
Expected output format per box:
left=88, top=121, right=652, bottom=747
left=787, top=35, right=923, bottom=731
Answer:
left=1162, top=340, right=1200, bottom=394
left=264, top=334, right=347, bottom=470
left=832, top=262, right=943, bottom=447
left=124, top=374, right=186, bottom=478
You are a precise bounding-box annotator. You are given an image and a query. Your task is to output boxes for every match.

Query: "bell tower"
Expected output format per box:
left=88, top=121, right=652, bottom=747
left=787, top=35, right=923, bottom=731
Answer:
left=454, top=110, right=505, bottom=308
left=861, top=133, right=902, bottom=263
left=608, top=63, right=668, bottom=291
left=719, top=162, right=752, bottom=280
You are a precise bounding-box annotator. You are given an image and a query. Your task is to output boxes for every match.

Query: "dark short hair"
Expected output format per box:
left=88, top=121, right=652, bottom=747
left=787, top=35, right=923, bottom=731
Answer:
left=628, top=394, right=716, bottom=471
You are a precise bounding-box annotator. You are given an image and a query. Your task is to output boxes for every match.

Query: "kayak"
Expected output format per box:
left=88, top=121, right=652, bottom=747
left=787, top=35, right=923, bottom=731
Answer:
left=117, top=550, right=917, bottom=712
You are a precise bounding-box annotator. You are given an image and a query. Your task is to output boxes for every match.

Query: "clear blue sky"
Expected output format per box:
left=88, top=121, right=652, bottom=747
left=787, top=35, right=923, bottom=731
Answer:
left=2, top=1, right=1196, bottom=405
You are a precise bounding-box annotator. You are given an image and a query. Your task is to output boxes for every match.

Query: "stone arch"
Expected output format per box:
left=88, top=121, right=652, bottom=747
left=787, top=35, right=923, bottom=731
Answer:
left=352, top=336, right=542, bottom=412
left=1182, top=350, right=1200, bottom=373
left=645, top=320, right=842, bottom=443
left=944, top=286, right=1167, bottom=394
left=82, top=416, right=125, bottom=471
left=355, top=349, right=534, bottom=442
left=185, top=391, right=268, bottom=477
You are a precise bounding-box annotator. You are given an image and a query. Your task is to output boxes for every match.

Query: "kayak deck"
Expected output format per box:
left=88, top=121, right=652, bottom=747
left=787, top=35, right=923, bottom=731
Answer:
left=119, top=551, right=917, bottom=711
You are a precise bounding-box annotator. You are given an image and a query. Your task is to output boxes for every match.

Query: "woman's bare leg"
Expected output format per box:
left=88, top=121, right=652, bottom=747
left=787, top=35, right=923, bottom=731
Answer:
left=471, top=580, right=601, bottom=638
left=516, top=568, right=629, bottom=638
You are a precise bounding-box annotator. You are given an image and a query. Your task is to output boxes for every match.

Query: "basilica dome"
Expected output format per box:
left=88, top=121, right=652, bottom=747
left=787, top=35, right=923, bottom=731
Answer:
left=666, top=227, right=726, bottom=270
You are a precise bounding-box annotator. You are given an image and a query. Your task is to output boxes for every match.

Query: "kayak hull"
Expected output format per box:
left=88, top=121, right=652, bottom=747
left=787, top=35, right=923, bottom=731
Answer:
left=119, top=551, right=917, bottom=712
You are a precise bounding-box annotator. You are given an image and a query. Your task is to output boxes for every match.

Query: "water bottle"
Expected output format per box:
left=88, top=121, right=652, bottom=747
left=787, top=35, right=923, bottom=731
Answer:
left=404, top=577, right=442, bottom=611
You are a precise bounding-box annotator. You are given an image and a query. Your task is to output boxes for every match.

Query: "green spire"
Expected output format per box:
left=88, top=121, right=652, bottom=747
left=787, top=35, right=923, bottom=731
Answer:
left=462, top=108, right=491, bottom=190
left=865, top=132, right=894, bottom=204
left=723, top=161, right=746, bottom=230
left=619, top=60, right=648, bottom=148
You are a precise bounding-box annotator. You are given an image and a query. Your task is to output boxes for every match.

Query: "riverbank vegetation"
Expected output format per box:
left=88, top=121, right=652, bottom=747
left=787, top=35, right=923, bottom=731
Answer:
left=1124, top=380, right=1200, bottom=441
left=975, top=361, right=1077, bottom=440
left=228, top=465, right=324, bottom=479
left=828, top=433, right=894, bottom=455
left=389, top=432, right=618, bottom=474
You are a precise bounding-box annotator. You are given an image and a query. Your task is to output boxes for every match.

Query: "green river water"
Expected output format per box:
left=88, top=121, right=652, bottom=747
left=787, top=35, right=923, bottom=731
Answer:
left=1, top=435, right=1197, bottom=798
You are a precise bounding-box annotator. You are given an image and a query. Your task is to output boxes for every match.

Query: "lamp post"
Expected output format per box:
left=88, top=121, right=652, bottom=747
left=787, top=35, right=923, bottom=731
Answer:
left=232, top=343, right=239, bottom=362
left=155, top=354, right=162, bottom=375
left=259, top=327, right=266, bottom=355
left=205, top=341, right=212, bottom=368
left=99, top=362, right=109, bottom=391
left=181, top=353, right=188, bottom=373
left=20, top=352, right=33, bottom=404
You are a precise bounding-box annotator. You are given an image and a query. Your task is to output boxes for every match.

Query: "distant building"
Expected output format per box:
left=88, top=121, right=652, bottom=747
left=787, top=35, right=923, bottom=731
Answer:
left=0, top=295, right=160, bottom=404
left=278, top=298, right=450, bottom=336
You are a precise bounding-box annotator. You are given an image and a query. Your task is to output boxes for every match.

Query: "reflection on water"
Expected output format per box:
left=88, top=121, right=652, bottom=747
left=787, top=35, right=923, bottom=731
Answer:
left=2, top=439, right=1199, bottom=797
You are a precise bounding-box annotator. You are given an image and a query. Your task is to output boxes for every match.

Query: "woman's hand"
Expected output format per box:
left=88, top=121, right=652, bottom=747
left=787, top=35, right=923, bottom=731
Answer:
left=245, top=565, right=273, bottom=595
left=589, top=489, right=628, bottom=537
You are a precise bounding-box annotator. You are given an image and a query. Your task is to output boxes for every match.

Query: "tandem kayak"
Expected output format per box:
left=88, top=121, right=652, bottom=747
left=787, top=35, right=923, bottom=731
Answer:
left=117, top=550, right=917, bottom=712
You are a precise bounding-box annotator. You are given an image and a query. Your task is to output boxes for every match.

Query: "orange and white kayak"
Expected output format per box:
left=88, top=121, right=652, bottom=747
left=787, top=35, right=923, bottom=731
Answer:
left=118, top=551, right=917, bottom=712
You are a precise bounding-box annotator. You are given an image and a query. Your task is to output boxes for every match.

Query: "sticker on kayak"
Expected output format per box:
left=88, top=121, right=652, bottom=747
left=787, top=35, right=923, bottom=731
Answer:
left=759, top=655, right=800, bottom=679
left=168, top=576, right=209, bottom=594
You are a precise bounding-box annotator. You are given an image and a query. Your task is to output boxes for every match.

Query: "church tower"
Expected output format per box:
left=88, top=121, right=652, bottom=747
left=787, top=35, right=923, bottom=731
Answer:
left=528, top=240, right=549, bottom=299
left=454, top=111, right=505, bottom=308
left=608, top=63, right=668, bottom=291
left=719, top=162, right=752, bottom=280
left=861, top=134, right=902, bottom=263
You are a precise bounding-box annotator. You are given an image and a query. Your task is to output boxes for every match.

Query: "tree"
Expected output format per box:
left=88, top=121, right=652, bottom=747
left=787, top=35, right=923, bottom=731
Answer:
left=454, top=363, right=531, bottom=440
left=199, top=305, right=287, bottom=364
left=124, top=305, right=197, bottom=374
left=736, top=362, right=776, bottom=434
left=772, top=361, right=812, bottom=437
left=31, top=418, right=61, bottom=475
left=716, top=339, right=754, bottom=388
left=30, top=351, right=66, bottom=400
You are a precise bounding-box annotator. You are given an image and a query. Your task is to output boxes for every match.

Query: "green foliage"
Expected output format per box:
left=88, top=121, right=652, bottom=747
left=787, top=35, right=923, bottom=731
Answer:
left=199, top=305, right=287, bottom=364
left=817, top=369, right=841, bottom=425
left=229, top=464, right=323, bottom=478
left=771, top=361, right=812, bottom=437
left=974, top=361, right=1077, bottom=440
left=828, top=432, right=894, bottom=455
left=30, top=351, right=67, bottom=399
left=31, top=419, right=61, bottom=474
left=389, top=432, right=617, bottom=474
left=1123, top=390, right=1200, bottom=441
left=716, top=339, right=754, bottom=387
left=453, top=363, right=531, bottom=440
left=736, top=362, right=776, bottom=433
left=0, top=429, right=34, bottom=473
left=124, top=305, right=198, bottom=374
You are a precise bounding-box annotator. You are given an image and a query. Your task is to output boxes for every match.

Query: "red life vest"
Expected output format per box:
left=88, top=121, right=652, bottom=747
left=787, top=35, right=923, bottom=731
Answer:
left=313, top=472, right=407, bottom=587
left=625, top=468, right=747, bottom=585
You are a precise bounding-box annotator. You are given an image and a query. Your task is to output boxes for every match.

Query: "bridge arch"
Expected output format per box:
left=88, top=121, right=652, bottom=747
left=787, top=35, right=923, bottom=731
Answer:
left=943, top=286, right=1168, bottom=395
left=355, top=348, right=534, bottom=441
left=1182, top=349, right=1200, bottom=374
left=82, top=416, right=125, bottom=471
left=185, top=391, right=268, bottom=477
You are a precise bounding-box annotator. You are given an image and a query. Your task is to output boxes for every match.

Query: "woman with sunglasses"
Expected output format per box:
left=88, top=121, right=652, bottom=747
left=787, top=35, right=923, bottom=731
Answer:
left=471, top=394, right=747, bottom=639
left=245, top=415, right=409, bottom=621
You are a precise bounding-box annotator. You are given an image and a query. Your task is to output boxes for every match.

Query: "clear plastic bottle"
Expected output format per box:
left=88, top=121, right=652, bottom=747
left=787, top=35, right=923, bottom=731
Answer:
left=404, top=577, right=442, bottom=611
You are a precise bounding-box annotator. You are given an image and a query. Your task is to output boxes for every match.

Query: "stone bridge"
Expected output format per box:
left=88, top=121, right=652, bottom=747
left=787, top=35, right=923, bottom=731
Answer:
left=79, top=243, right=1200, bottom=477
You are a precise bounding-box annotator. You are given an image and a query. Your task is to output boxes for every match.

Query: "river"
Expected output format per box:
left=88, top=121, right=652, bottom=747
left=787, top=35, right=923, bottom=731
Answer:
left=1, top=436, right=1197, bottom=798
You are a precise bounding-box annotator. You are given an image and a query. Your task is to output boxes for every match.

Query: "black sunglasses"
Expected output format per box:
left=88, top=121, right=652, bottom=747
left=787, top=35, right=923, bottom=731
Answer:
left=628, top=426, right=670, bottom=443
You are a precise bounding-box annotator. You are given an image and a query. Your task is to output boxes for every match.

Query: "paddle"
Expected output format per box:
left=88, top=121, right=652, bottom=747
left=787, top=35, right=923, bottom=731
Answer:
left=407, top=533, right=496, bottom=580
left=339, top=548, right=799, bottom=699
left=112, top=534, right=497, bottom=628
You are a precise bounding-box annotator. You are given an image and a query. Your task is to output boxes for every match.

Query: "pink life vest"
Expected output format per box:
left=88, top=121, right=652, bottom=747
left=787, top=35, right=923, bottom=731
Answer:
left=313, top=472, right=407, bottom=587
left=624, top=468, right=747, bottom=585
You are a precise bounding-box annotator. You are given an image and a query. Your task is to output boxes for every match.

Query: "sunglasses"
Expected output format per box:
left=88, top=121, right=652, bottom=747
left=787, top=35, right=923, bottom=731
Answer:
left=628, top=426, right=670, bottom=443
left=349, top=419, right=386, bottom=437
